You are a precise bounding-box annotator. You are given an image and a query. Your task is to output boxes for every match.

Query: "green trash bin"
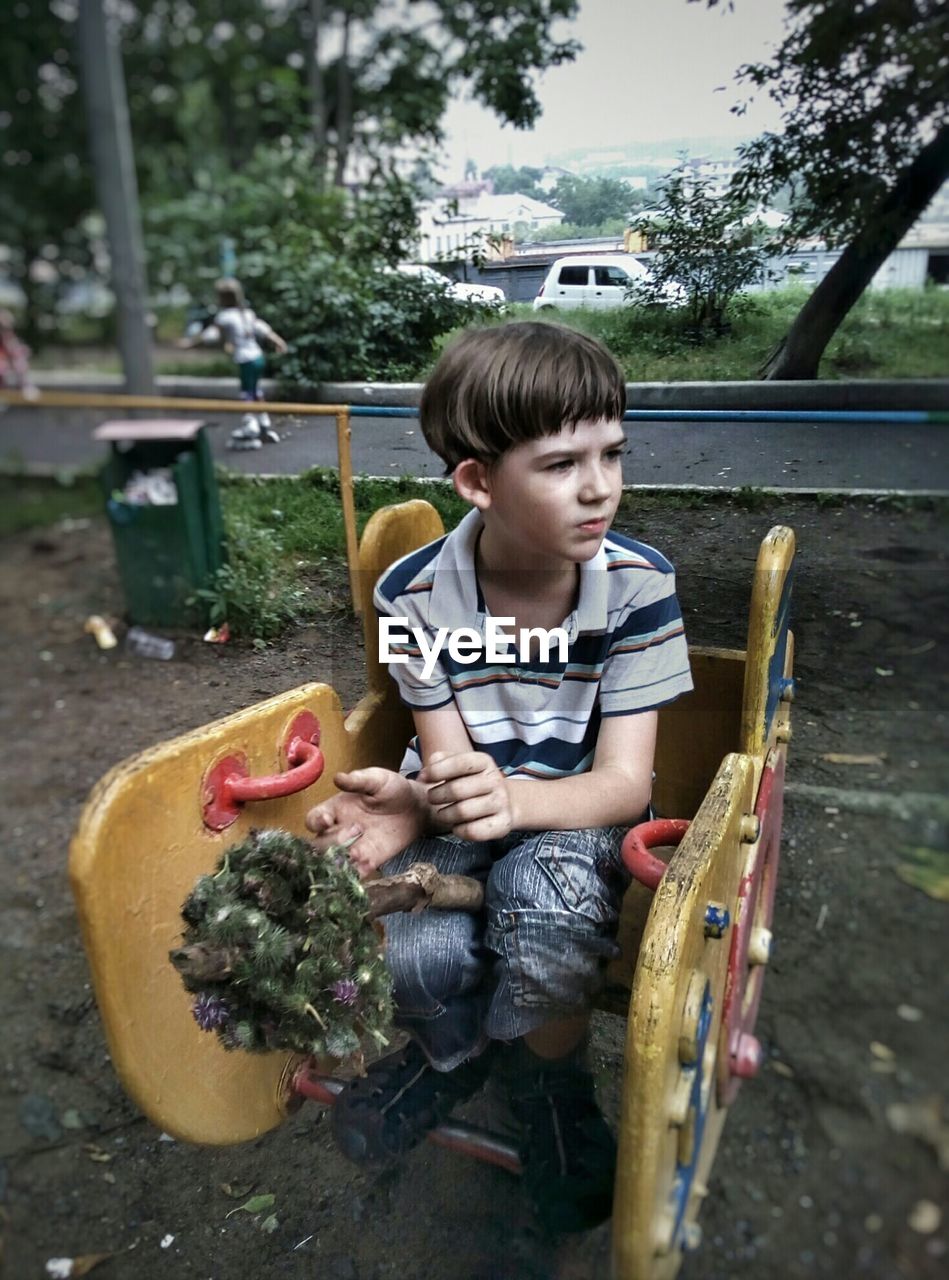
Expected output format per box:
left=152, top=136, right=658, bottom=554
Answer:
left=94, top=419, right=226, bottom=628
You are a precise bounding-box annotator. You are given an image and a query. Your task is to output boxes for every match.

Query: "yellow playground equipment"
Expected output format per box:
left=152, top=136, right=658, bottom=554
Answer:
left=70, top=500, right=795, bottom=1280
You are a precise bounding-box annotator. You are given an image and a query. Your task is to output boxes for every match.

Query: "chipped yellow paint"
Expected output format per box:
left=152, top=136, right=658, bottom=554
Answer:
left=69, top=499, right=444, bottom=1146
left=613, top=753, right=757, bottom=1279
left=741, top=525, right=796, bottom=762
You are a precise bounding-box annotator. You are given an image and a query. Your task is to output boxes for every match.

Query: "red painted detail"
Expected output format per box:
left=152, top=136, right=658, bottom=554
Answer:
left=293, top=1064, right=343, bottom=1106
left=291, top=1064, right=523, bottom=1175
left=732, top=1032, right=763, bottom=1079
left=719, top=747, right=785, bottom=1105
left=201, top=712, right=325, bottom=831
left=202, top=754, right=249, bottom=831
left=621, top=819, right=691, bottom=891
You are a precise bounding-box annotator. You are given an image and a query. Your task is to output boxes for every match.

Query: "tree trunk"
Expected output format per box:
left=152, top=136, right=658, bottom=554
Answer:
left=307, top=0, right=327, bottom=187
left=761, top=124, right=949, bottom=380
left=332, top=11, right=354, bottom=189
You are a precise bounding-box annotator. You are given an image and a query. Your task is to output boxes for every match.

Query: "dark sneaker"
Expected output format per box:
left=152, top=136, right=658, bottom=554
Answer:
left=332, top=1039, right=493, bottom=1166
left=499, top=1040, right=617, bottom=1234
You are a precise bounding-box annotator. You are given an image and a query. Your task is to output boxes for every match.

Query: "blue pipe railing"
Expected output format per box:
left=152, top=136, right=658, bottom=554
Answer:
left=347, top=406, right=948, bottom=425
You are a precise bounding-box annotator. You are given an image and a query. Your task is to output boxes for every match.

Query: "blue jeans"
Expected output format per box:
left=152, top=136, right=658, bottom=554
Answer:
left=381, top=826, right=631, bottom=1071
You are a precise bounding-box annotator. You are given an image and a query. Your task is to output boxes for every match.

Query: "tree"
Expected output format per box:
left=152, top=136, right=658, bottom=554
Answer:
left=305, top=1, right=581, bottom=187
left=700, top=0, right=949, bottom=378
left=632, top=166, right=769, bottom=334
left=550, top=175, right=644, bottom=226
left=483, top=165, right=546, bottom=197
left=0, top=0, right=96, bottom=342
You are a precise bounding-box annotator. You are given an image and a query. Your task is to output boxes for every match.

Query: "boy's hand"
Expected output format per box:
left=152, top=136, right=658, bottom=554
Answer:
left=305, top=768, right=425, bottom=878
left=419, top=751, right=514, bottom=843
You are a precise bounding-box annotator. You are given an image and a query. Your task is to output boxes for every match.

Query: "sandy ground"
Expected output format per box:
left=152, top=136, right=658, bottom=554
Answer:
left=1, top=492, right=947, bottom=1280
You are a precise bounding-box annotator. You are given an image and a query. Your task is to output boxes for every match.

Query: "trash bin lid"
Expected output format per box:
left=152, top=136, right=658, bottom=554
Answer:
left=93, top=419, right=206, bottom=442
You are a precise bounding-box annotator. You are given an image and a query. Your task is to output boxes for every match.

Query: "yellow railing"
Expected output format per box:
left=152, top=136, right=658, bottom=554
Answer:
left=0, top=390, right=360, bottom=612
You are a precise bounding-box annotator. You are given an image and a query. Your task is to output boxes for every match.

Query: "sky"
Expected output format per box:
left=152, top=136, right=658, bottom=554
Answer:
left=438, top=0, right=789, bottom=178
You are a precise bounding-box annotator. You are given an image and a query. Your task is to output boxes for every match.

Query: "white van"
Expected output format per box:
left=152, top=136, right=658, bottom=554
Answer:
left=532, top=254, right=649, bottom=311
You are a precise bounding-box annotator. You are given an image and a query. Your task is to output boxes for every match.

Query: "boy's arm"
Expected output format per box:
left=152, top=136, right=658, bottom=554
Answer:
left=418, top=708, right=658, bottom=841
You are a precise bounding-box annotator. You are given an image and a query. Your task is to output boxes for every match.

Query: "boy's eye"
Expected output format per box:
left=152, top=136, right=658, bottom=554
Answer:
left=546, top=458, right=574, bottom=471
left=605, top=448, right=627, bottom=463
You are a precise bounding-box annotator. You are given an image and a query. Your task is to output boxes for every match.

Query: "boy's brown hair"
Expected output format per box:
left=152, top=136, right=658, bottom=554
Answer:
left=420, top=321, right=626, bottom=471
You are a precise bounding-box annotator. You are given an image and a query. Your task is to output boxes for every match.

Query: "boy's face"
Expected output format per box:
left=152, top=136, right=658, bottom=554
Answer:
left=475, top=417, right=626, bottom=566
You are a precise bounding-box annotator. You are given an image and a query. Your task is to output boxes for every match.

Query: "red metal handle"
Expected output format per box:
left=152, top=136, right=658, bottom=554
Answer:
left=225, top=735, right=324, bottom=803
left=202, top=712, right=325, bottom=831
left=621, top=818, right=691, bottom=890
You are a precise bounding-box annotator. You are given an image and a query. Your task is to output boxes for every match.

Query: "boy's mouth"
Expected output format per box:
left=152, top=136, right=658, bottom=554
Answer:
left=577, top=517, right=608, bottom=534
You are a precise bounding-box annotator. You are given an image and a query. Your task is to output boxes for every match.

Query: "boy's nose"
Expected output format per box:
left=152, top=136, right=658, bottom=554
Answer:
left=579, top=464, right=614, bottom=502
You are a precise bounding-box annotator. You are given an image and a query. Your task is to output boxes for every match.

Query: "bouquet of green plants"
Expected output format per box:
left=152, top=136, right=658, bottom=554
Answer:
left=171, top=828, right=483, bottom=1062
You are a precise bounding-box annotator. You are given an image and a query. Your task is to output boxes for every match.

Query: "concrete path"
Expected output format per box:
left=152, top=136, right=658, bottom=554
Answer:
left=3, top=403, right=947, bottom=492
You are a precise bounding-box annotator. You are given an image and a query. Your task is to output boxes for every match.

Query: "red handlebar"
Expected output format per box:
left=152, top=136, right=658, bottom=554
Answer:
left=621, top=818, right=690, bottom=890
left=202, top=712, right=325, bottom=831
left=224, top=735, right=324, bottom=804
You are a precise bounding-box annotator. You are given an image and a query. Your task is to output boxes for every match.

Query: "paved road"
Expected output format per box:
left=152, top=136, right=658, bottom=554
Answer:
left=2, top=405, right=946, bottom=491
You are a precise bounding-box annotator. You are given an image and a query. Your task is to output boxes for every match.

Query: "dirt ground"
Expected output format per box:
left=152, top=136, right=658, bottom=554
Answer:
left=1, top=492, right=947, bottom=1280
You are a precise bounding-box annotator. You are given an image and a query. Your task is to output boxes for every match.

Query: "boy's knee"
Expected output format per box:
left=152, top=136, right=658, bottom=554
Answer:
left=486, top=827, right=628, bottom=926
left=384, top=910, right=486, bottom=1012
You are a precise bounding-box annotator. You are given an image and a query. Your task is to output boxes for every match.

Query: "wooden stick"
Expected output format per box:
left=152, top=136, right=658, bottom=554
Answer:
left=366, top=862, right=484, bottom=918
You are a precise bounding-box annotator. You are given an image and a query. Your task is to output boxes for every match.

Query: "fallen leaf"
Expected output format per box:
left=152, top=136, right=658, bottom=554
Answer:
left=908, top=1200, right=942, bottom=1234
left=60, top=1109, right=84, bottom=1130
left=82, top=1144, right=112, bottom=1164
left=821, top=752, right=886, bottom=766
left=870, top=1041, right=895, bottom=1061
left=886, top=1096, right=949, bottom=1170
left=226, top=1193, right=276, bottom=1219
left=259, top=1214, right=280, bottom=1234
left=220, top=1182, right=256, bottom=1200
left=897, top=1004, right=923, bottom=1022
left=896, top=847, right=949, bottom=901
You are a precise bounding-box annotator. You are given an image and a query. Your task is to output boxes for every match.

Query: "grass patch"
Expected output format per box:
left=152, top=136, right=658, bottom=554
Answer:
left=197, top=470, right=471, bottom=641
left=0, top=471, right=102, bottom=537
left=464, top=287, right=949, bottom=382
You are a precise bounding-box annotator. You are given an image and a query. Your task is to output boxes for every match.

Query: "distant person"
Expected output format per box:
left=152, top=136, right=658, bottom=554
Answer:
left=0, top=310, right=38, bottom=399
left=178, top=278, right=288, bottom=450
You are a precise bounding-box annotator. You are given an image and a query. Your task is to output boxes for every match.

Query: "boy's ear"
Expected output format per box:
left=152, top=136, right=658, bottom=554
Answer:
left=452, top=458, right=492, bottom=510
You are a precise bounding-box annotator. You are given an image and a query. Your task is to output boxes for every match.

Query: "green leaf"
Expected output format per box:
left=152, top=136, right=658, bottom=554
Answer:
left=226, top=1192, right=276, bottom=1218
left=896, top=847, right=949, bottom=902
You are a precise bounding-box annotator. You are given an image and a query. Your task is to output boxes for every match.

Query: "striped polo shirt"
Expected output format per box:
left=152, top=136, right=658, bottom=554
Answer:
left=374, top=507, right=693, bottom=779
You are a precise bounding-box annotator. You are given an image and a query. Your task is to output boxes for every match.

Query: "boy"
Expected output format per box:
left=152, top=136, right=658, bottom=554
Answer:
left=306, top=321, right=692, bottom=1233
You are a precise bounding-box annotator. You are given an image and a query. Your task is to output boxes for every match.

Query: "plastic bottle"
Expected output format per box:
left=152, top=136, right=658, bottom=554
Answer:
left=125, top=626, right=176, bottom=660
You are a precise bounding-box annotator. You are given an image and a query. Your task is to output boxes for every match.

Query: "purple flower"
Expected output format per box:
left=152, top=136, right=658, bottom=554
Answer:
left=330, top=978, right=359, bottom=1007
left=192, top=992, right=231, bottom=1031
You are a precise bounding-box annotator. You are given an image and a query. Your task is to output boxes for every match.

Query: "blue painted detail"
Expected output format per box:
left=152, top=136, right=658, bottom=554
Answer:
left=703, top=904, right=731, bottom=938
left=763, top=565, right=794, bottom=744
left=779, top=676, right=796, bottom=701
left=667, top=981, right=714, bottom=1247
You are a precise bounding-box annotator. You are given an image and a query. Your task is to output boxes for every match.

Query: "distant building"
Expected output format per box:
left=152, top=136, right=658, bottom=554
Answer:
left=415, top=190, right=565, bottom=261
left=681, top=155, right=743, bottom=196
